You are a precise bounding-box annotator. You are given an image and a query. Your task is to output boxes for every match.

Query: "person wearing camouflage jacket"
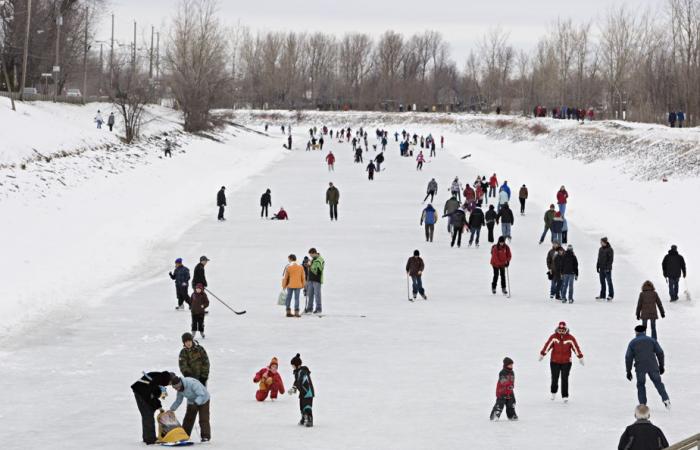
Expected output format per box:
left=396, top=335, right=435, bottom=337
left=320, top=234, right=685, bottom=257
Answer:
left=179, top=332, right=210, bottom=386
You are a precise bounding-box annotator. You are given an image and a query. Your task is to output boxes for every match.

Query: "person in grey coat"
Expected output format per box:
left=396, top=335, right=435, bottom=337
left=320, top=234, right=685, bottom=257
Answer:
left=424, top=178, right=438, bottom=203
left=625, top=325, right=670, bottom=409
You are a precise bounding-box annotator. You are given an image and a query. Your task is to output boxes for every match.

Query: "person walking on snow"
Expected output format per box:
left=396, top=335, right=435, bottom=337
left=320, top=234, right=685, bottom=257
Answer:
left=558, top=245, right=578, bottom=303
left=450, top=177, right=463, bottom=202
left=518, top=184, right=528, bottom=215
left=261, top=189, right=272, bottom=218
left=169, top=375, right=211, bottom=442
left=424, top=178, right=438, bottom=203
left=443, top=195, right=460, bottom=234
left=107, top=112, right=115, bottom=131
left=468, top=204, right=485, bottom=247
left=444, top=207, right=467, bottom=248
left=490, top=357, right=517, bottom=421
left=625, top=325, right=671, bottom=409
left=636, top=281, right=665, bottom=341
left=95, top=110, right=104, bottom=129
left=539, top=321, right=584, bottom=402
left=190, top=283, right=209, bottom=339
left=420, top=204, right=438, bottom=242
left=131, top=371, right=173, bottom=445
left=557, top=186, right=569, bottom=215
left=662, top=245, right=686, bottom=302
left=164, top=138, right=173, bottom=158
left=499, top=181, right=511, bottom=200
left=406, top=249, right=427, bottom=300
left=497, top=187, right=509, bottom=213
left=325, top=151, right=335, bottom=171
left=485, top=205, right=497, bottom=243
left=289, top=353, right=315, bottom=427
left=430, top=139, right=436, bottom=157
left=488, top=173, right=499, bottom=198
left=366, top=161, right=377, bottom=180
left=374, top=152, right=384, bottom=172
left=617, top=405, right=669, bottom=450
left=170, top=258, right=190, bottom=310
left=192, top=256, right=209, bottom=290
left=497, top=202, right=514, bottom=240
left=179, top=332, right=210, bottom=386
left=217, top=186, right=227, bottom=221
left=596, top=237, right=614, bottom=300
left=546, top=243, right=562, bottom=299
left=550, top=212, right=564, bottom=244
left=490, top=236, right=512, bottom=295
left=254, top=357, right=285, bottom=401
left=416, top=151, right=425, bottom=170
left=326, top=183, right=340, bottom=221
left=306, top=248, right=324, bottom=314
left=283, top=254, right=305, bottom=317
left=463, top=184, right=476, bottom=208
left=539, top=204, right=556, bottom=244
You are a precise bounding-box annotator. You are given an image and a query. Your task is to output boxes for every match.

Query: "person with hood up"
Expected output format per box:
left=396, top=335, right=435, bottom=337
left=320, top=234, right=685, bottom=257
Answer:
left=485, top=205, right=497, bottom=243
left=107, top=112, right=115, bottom=131
left=518, top=184, right=528, bottom=215
left=131, top=371, right=173, bottom=445
left=289, top=353, right=315, bottom=427
left=179, top=332, right=210, bottom=386
left=539, top=321, right=584, bottom=402
left=490, top=236, right=512, bottom=295
left=557, top=244, right=578, bottom=303
left=468, top=204, right=485, bottom=247
left=450, top=177, right=462, bottom=202
left=625, top=325, right=670, bottom=409
left=254, top=357, right=285, bottom=401
left=490, top=357, right=517, bottom=421
left=497, top=202, right=514, bottom=240
left=190, top=283, right=210, bottom=339
left=443, top=206, right=468, bottom=248
left=217, top=186, right=227, bottom=221
left=169, top=375, right=211, bottom=442
left=325, top=151, right=335, bottom=171
left=261, top=189, right=272, bottom=218
left=443, top=195, right=460, bottom=234
left=617, top=405, right=669, bottom=450
left=557, top=186, right=569, bottom=215
left=420, top=204, right=438, bottom=242
left=596, top=237, right=614, bottom=301
left=661, top=245, right=686, bottom=302
left=424, top=178, right=438, bottom=203
left=636, top=281, right=665, bottom=341
left=169, top=258, right=190, bottom=310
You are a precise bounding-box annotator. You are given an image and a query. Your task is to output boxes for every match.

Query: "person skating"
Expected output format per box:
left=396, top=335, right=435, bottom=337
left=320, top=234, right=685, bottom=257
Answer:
left=443, top=195, right=460, bottom=234
left=326, top=183, right=340, bottom=221
left=539, top=321, right=584, bottom=402
left=488, top=173, right=499, bottom=198
left=661, top=245, right=686, bottom=302
left=497, top=202, right=514, bottom=240
left=463, top=184, right=476, bottom=209
left=179, top=332, right=210, bottom=386
left=485, top=205, right=497, bottom=243
left=260, top=189, right=272, bottom=218
left=366, top=161, right=376, bottom=180
left=443, top=206, right=467, bottom=248
left=306, top=248, right=324, bottom=314
left=617, top=405, right=669, bottom=450
left=416, top=151, right=425, bottom=170
left=420, top=204, right=438, bottom=242
left=289, top=353, right=315, bottom=427
left=450, top=177, right=462, bottom=202
left=325, top=151, right=335, bottom=171
left=319, top=135, right=324, bottom=150
left=625, top=325, right=670, bottom=409
left=192, top=256, right=209, bottom=290
left=424, top=178, right=438, bottom=203
left=286, top=134, right=292, bottom=150
left=550, top=212, right=564, bottom=244
left=539, top=204, right=557, bottom=244
left=596, top=237, right=615, bottom=301
left=557, top=186, right=569, bottom=215
left=271, top=207, right=288, bottom=220
left=468, top=204, right=485, bottom=247
left=130, top=371, right=173, bottom=445
left=558, top=245, right=578, bottom=303
left=490, top=357, right=517, bottom=421
left=546, top=243, right=562, bottom=299
left=169, top=258, right=190, bottom=310
left=283, top=254, right=306, bottom=317
left=490, top=236, right=511, bottom=295
left=190, top=283, right=209, bottom=339
left=430, top=139, right=436, bottom=157
left=374, top=152, right=384, bottom=172
left=636, top=281, right=665, bottom=341
left=107, top=112, right=115, bottom=132
left=254, top=357, right=285, bottom=401
left=518, top=184, right=528, bottom=215
left=217, top=186, right=226, bottom=221
left=169, top=375, right=211, bottom=442
left=406, top=249, right=427, bottom=300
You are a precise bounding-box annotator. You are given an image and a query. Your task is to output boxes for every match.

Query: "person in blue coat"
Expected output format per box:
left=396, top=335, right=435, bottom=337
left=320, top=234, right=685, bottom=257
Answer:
left=170, top=375, right=211, bottom=442
left=420, top=204, right=438, bottom=242
left=625, top=325, right=670, bottom=409
left=499, top=181, right=511, bottom=200
left=169, top=258, right=191, bottom=310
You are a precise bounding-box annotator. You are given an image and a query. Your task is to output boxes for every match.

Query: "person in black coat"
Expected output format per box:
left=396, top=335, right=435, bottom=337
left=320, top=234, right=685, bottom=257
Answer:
left=662, top=245, right=686, bottom=302
left=468, top=205, right=485, bottom=247
left=192, top=256, right=209, bottom=289
left=290, top=353, right=315, bottom=427
left=557, top=245, right=579, bottom=303
left=131, top=371, right=173, bottom=445
left=217, top=186, right=226, bottom=221
left=260, top=189, right=272, bottom=218
left=485, top=205, right=497, bottom=243
left=618, top=404, right=669, bottom=450
left=443, top=208, right=467, bottom=248
left=597, top=237, right=615, bottom=300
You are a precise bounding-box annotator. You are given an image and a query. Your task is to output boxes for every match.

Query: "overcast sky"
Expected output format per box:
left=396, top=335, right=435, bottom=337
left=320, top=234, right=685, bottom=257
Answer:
left=100, top=0, right=663, bottom=63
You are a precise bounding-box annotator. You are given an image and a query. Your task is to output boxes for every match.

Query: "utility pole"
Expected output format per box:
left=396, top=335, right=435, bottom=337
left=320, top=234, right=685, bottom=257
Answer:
left=149, top=25, right=154, bottom=79
left=19, top=0, right=32, bottom=101
left=54, top=10, right=63, bottom=101
left=132, top=20, right=136, bottom=72
left=82, top=6, right=88, bottom=104
left=155, top=32, right=160, bottom=79
left=109, top=13, right=114, bottom=91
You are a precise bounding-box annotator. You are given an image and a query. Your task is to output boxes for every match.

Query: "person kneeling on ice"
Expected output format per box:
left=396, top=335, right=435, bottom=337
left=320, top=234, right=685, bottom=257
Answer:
left=617, top=405, right=669, bottom=450
left=169, top=375, right=211, bottom=443
left=289, top=353, right=315, bottom=427
left=539, top=321, right=584, bottom=402
left=271, top=207, right=289, bottom=220
left=490, top=237, right=511, bottom=295
left=406, top=249, right=427, bottom=300
left=179, top=332, right=210, bottom=386
left=254, top=357, right=285, bottom=401
left=131, top=371, right=174, bottom=445
left=490, top=357, right=517, bottom=421
left=190, top=283, right=209, bottom=339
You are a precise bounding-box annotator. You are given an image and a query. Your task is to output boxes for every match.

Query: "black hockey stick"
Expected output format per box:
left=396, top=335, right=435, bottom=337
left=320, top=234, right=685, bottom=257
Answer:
left=205, top=288, right=247, bottom=315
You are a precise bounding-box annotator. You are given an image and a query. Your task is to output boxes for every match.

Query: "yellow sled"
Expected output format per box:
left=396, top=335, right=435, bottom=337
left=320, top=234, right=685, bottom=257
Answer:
left=156, top=410, right=191, bottom=444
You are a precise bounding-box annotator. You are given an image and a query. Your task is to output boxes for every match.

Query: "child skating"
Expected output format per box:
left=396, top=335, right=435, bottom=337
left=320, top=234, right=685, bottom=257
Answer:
left=490, top=357, right=518, bottom=421
left=288, top=353, right=315, bottom=427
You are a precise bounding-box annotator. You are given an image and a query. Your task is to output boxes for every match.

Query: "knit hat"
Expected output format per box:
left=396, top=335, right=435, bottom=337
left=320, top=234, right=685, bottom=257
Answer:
left=503, top=357, right=514, bottom=366
left=558, top=321, right=567, bottom=329
left=635, top=325, right=647, bottom=333
left=181, top=332, right=193, bottom=343
left=195, top=283, right=204, bottom=290
left=601, top=237, right=608, bottom=243
left=175, top=258, right=183, bottom=264
left=498, top=236, right=506, bottom=244
left=269, top=357, right=279, bottom=367
left=671, top=245, right=677, bottom=251
left=554, top=212, right=561, bottom=217
left=291, top=353, right=302, bottom=367
left=413, top=249, right=420, bottom=256
left=567, top=244, right=573, bottom=250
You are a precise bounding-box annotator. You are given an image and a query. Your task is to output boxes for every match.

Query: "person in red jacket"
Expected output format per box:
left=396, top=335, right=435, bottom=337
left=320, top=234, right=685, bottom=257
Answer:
left=271, top=207, right=288, bottom=220
left=490, top=236, right=512, bottom=295
left=490, top=357, right=517, bottom=421
left=556, top=186, right=569, bottom=215
left=254, top=357, right=285, bottom=401
left=325, top=151, right=335, bottom=171
left=488, top=173, right=499, bottom=198
left=539, top=321, right=584, bottom=402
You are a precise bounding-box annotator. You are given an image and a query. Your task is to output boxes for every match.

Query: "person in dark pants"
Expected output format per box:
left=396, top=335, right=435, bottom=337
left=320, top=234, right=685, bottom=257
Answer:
left=164, top=139, right=172, bottom=158
left=326, top=182, right=340, bottom=221
left=490, top=357, right=517, bottom=421
left=406, top=249, right=427, bottom=300
left=169, top=258, right=190, bottom=310
left=490, top=236, right=511, bottom=294
left=260, top=189, right=272, bottom=218
left=443, top=207, right=467, bottom=248
left=107, top=112, right=115, bottom=131
left=662, top=245, right=686, bottom=302
left=179, top=332, right=210, bottom=386
left=485, top=205, right=497, bottom=243
left=289, top=353, right=315, bottom=427
left=130, top=371, right=173, bottom=445
left=596, top=237, right=615, bottom=300
left=468, top=204, right=485, bottom=247
left=424, top=178, right=438, bottom=203
left=169, top=376, right=211, bottom=442
left=217, top=186, right=226, bottom=221
left=192, top=256, right=209, bottom=290
left=636, top=281, right=665, bottom=341
left=286, top=134, right=292, bottom=149
left=366, top=161, right=376, bottom=180
left=420, top=204, right=437, bottom=242
left=617, top=405, right=669, bottom=450
left=539, top=321, right=584, bottom=401
left=190, top=283, right=209, bottom=339
left=518, top=184, right=528, bottom=215
left=625, top=325, right=670, bottom=408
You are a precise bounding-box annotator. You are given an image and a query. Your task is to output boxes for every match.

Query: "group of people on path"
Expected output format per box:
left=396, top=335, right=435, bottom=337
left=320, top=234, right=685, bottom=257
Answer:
left=280, top=248, right=325, bottom=316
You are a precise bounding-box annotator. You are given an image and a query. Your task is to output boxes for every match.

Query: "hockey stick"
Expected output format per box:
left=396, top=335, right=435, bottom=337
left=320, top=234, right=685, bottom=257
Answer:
left=506, top=267, right=511, bottom=298
left=204, top=288, right=247, bottom=315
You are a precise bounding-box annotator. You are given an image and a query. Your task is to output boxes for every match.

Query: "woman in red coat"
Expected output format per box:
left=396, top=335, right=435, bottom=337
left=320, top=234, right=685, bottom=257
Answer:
left=556, top=186, right=569, bottom=215
left=539, top=321, right=584, bottom=402
left=254, top=357, right=285, bottom=401
left=490, top=236, right=512, bottom=295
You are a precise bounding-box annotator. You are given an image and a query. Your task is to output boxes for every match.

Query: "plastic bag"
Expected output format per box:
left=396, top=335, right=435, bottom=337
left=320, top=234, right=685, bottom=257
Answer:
left=278, top=289, right=287, bottom=306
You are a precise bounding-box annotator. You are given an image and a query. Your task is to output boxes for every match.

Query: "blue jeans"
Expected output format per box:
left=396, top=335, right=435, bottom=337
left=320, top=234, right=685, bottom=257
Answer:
left=561, top=274, right=575, bottom=300
left=539, top=226, right=550, bottom=243
left=550, top=277, right=560, bottom=297
left=636, top=369, right=669, bottom=404
left=668, top=277, right=679, bottom=300
left=642, top=318, right=658, bottom=340
left=551, top=232, right=562, bottom=244
left=306, top=281, right=322, bottom=312
left=599, top=271, right=614, bottom=298
left=469, top=227, right=481, bottom=245
left=501, top=223, right=511, bottom=239
left=558, top=203, right=566, bottom=215
left=411, top=276, right=425, bottom=296
left=285, top=288, right=301, bottom=310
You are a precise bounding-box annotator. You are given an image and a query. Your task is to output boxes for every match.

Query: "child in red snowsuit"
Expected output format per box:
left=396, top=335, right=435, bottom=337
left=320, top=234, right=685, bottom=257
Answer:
left=490, top=357, right=518, bottom=421
left=254, top=357, right=285, bottom=401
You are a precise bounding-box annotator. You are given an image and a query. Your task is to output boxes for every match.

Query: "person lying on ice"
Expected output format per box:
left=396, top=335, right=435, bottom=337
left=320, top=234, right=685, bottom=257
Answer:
left=254, top=357, right=285, bottom=401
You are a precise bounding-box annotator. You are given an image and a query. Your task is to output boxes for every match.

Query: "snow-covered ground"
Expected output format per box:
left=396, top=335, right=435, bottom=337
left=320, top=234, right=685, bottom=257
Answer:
left=3, top=108, right=699, bottom=449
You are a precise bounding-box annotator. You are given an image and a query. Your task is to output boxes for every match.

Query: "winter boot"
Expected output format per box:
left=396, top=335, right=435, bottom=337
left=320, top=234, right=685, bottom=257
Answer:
left=664, top=400, right=671, bottom=410
left=509, top=414, right=519, bottom=421
left=502, top=288, right=508, bottom=296
left=568, top=299, right=574, bottom=304
left=550, top=393, right=556, bottom=401
left=298, top=415, right=306, bottom=426
left=305, top=414, right=313, bottom=427
left=492, top=287, right=497, bottom=295
left=294, top=310, right=301, bottom=318
left=606, top=296, right=613, bottom=301
left=286, top=308, right=294, bottom=318
left=490, top=406, right=502, bottom=421
left=420, top=293, right=427, bottom=300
